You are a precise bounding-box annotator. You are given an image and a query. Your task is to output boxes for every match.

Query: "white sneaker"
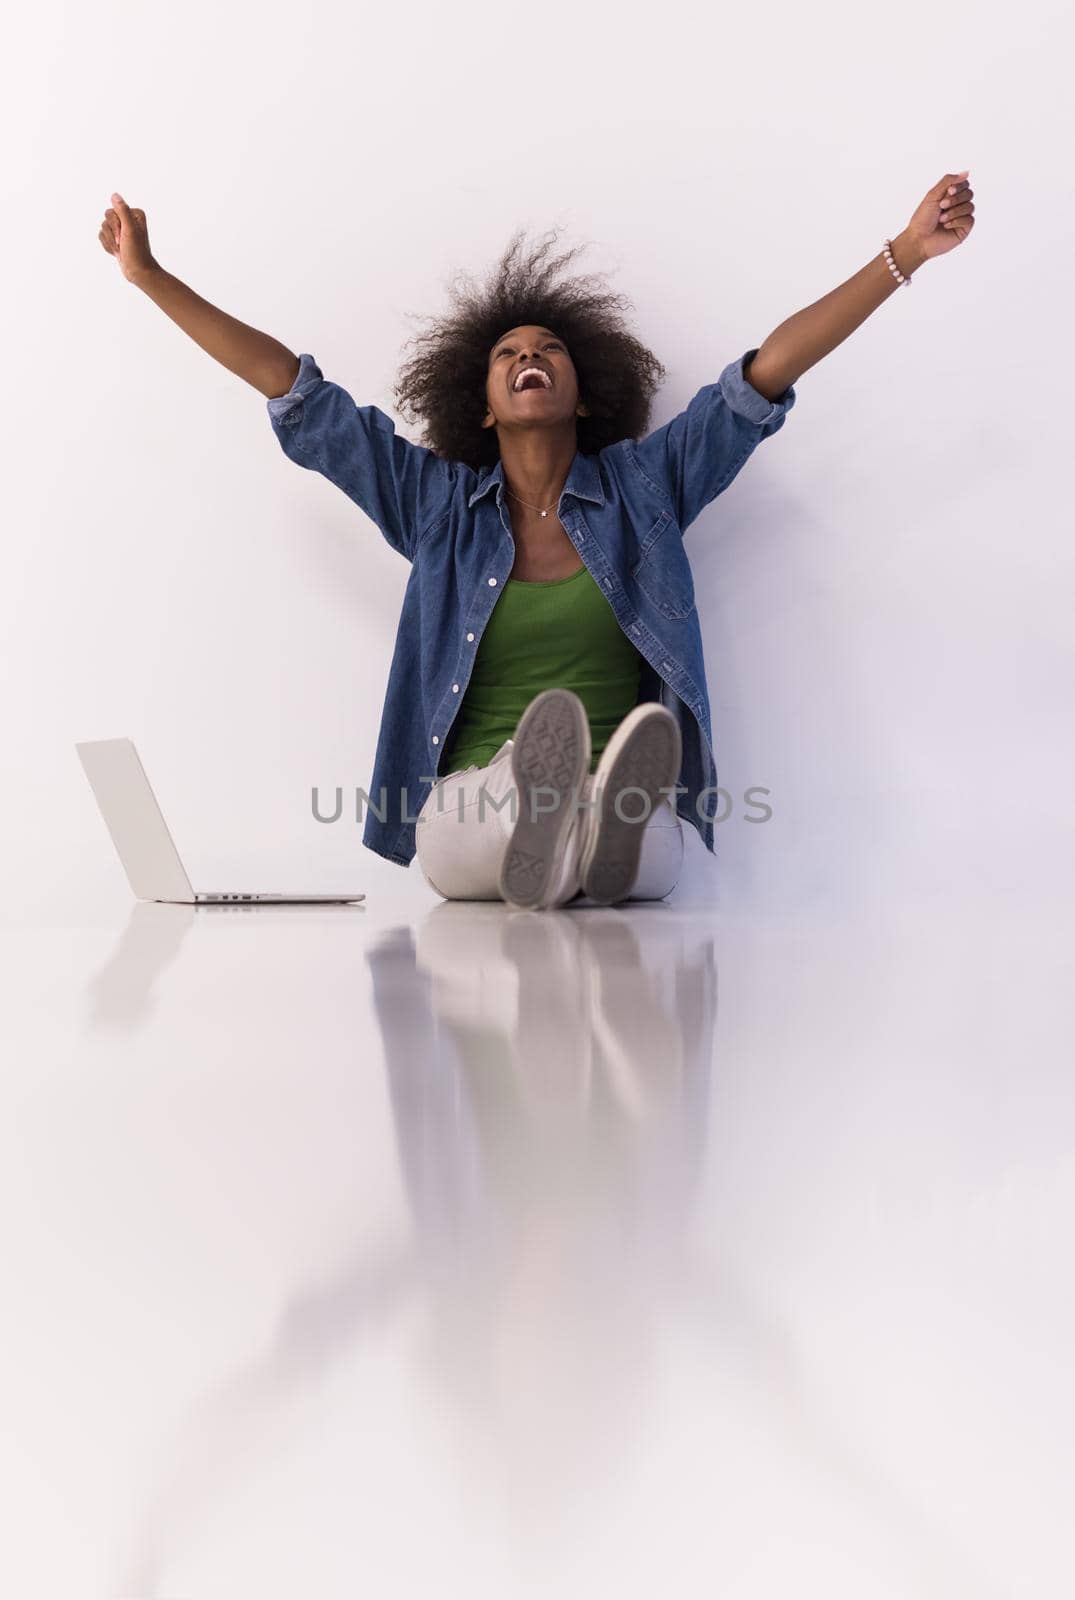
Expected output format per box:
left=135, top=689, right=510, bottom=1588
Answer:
left=498, top=688, right=591, bottom=911
left=577, top=704, right=682, bottom=905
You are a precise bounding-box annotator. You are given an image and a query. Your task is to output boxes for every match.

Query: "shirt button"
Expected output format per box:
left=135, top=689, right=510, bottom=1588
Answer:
left=452, top=683, right=459, bottom=693
left=488, top=576, right=497, bottom=586
left=629, top=623, right=641, bottom=634
left=432, top=735, right=440, bottom=745
left=661, top=661, right=672, bottom=673
left=466, top=631, right=475, bottom=641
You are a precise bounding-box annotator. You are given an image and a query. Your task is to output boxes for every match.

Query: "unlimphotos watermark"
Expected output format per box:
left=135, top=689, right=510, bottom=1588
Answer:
left=310, top=780, right=774, bottom=826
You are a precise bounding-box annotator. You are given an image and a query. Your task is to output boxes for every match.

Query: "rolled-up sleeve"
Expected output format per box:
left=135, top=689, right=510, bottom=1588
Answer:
left=266, top=353, right=456, bottom=563
left=629, top=348, right=796, bottom=532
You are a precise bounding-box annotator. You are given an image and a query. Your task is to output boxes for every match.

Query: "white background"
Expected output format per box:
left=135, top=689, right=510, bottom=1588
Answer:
left=3, top=4, right=1075, bottom=1597
left=4, top=0, right=1073, bottom=918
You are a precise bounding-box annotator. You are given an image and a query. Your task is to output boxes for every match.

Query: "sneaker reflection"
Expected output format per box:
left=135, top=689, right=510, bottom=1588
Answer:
left=368, top=902, right=717, bottom=1525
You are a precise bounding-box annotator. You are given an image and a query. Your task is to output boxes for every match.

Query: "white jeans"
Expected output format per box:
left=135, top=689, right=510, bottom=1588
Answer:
left=415, top=737, right=684, bottom=905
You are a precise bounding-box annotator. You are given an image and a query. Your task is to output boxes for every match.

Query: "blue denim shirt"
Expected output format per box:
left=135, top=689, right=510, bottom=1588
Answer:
left=267, top=348, right=796, bottom=867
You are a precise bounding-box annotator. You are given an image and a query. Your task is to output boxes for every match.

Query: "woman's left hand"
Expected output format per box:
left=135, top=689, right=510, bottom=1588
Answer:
left=905, top=171, right=976, bottom=262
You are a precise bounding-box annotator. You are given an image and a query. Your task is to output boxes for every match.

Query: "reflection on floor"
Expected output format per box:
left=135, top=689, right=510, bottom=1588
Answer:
left=1, top=884, right=1071, bottom=1598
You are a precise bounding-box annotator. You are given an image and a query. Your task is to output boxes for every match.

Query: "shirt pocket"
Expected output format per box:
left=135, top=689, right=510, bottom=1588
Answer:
left=629, top=509, right=696, bottom=620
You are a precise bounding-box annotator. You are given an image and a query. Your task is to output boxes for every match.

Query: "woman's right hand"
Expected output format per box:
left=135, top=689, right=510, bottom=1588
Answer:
left=99, top=193, right=158, bottom=282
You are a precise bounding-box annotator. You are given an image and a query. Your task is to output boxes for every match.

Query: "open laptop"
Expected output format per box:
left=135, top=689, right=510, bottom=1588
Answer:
left=76, top=738, right=365, bottom=905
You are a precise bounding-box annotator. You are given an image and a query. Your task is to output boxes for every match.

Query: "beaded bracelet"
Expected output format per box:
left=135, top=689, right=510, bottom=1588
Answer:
left=882, top=239, right=912, bottom=287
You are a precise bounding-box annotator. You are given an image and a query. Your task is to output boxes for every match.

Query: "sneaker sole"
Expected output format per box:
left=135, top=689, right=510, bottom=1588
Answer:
left=498, top=689, right=590, bottom=911
left=579, top=706, right=681, bottom=905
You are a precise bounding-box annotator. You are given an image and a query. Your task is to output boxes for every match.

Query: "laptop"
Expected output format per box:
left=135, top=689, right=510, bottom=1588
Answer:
left=76, top=738, right=365, bottom=905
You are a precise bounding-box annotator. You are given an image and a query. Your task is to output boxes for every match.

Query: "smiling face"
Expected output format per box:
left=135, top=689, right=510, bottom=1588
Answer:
left=481, top=324, right=590, bottom=432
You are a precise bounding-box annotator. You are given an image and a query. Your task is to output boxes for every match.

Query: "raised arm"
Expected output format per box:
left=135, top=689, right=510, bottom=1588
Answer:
left=99, top=191, right=455, bottom=562
left=99, top=192, right=300, bottom=399
left=745, top=171, right=975, bottom=401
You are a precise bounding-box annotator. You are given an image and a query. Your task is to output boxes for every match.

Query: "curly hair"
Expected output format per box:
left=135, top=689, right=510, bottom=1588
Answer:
left=391, top=226, right=668, bottom=471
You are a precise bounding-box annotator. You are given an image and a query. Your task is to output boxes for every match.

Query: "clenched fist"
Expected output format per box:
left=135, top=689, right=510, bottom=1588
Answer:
left=99, top=193, right=158, bottom=282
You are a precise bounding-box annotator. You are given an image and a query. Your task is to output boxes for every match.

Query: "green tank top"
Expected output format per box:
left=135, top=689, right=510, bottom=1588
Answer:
left=441, top=562, right=643, bottom=775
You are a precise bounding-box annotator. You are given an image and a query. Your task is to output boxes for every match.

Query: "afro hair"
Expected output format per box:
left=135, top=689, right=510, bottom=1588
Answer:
left=391, top=225, right=668, bottom=471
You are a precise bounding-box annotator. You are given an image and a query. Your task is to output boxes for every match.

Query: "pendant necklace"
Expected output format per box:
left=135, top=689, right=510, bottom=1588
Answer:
left=506, top=487, right=559, bottom=520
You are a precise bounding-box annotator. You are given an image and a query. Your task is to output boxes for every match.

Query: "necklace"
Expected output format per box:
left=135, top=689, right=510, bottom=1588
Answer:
left=505, top=487, right=559, bottom=519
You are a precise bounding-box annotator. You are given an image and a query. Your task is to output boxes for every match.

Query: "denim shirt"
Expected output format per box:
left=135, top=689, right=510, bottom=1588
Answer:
left=267, top=348, right=796, bottom=867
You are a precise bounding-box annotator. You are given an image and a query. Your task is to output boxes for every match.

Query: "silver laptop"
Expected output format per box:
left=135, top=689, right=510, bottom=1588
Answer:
left=76, top=738, right=365, bottom=905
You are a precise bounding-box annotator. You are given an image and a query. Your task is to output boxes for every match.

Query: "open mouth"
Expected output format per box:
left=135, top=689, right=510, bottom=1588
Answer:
left=513, top=367, right=553, bottom=393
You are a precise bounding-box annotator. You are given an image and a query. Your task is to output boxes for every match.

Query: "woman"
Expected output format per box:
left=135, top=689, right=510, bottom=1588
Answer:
left=99, top=178, right=975, bottom=910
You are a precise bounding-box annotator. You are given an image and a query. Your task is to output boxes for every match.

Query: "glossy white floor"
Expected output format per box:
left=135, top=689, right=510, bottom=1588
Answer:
left=2, top=819, right=1073, bottom=1599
